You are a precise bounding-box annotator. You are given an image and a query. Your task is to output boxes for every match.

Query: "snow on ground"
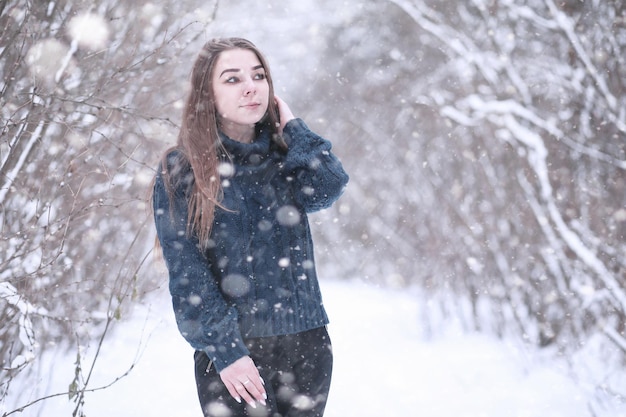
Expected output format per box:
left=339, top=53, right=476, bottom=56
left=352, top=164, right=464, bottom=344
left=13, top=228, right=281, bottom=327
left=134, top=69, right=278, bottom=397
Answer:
left=7, top=280, right=597, bottom=416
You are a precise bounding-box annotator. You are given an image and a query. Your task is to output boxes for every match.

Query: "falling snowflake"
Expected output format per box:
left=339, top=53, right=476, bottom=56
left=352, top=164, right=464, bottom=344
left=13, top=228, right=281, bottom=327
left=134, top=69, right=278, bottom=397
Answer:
left=67, top=13, right=110, bottom=50
left=276, top=205, right=300, bottom=226
left=25, top=38, right=70, bottom=84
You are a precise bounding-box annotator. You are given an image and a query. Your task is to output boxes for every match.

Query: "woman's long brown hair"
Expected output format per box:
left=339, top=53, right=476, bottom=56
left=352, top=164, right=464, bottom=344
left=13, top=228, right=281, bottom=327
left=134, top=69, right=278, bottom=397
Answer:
left=159, top=38, right=283, bottom=249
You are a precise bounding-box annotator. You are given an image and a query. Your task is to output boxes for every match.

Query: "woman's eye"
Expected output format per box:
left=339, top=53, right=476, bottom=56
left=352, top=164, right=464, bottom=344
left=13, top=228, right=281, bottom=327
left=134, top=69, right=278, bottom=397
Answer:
left=226, top=77, right=239, bottom=83
left=254, top=73, right=266, bottom=80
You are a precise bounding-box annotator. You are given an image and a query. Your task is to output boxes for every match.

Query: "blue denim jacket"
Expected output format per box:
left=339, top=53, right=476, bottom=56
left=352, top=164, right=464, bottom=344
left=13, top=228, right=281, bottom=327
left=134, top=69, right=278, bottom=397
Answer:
left=153, top=119, right=348, bottom=371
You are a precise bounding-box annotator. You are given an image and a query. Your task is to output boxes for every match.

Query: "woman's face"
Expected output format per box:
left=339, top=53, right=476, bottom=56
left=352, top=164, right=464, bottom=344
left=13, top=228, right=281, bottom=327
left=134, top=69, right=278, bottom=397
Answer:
left=212, top=48, right=270, bottom=140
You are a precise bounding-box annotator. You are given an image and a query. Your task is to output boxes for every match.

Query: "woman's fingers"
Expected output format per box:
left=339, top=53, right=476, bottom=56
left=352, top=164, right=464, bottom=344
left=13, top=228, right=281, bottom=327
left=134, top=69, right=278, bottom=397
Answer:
left=237, top=377, right=267, bottom=407
left=274, top=95, right=295, bottom=133
left=219, top=356, right=267, bottom=407
left=225, top=375, right=266, bottom=408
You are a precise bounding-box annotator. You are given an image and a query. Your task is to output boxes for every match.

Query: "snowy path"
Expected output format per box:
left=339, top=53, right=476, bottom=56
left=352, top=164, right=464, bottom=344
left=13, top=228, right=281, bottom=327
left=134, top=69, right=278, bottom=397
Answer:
left=323, top=281, right=586, bottom=417
left=9, top=280, right=591, bottom=416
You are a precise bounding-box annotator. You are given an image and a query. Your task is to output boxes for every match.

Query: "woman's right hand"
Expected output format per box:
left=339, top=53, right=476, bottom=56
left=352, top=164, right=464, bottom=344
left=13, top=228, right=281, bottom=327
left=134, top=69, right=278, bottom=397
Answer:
left=274, top=95, right=295, bottom=135
left=219, top=356, right=267, bottom=408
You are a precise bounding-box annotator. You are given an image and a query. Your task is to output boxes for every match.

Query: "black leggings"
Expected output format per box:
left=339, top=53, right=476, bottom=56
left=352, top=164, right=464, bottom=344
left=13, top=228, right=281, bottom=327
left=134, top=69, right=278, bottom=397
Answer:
left=194, top=326, right=333, bottom=417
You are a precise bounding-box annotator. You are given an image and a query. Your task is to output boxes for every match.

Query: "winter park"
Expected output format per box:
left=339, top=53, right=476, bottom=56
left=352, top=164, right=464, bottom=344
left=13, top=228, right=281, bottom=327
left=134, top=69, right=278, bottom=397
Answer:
left=1, top=1, right=626, bottom=416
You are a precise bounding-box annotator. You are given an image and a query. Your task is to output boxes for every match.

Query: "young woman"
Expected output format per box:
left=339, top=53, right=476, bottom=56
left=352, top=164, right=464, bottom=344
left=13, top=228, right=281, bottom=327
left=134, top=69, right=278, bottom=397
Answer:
left=152, top=38, right=349, bottom=417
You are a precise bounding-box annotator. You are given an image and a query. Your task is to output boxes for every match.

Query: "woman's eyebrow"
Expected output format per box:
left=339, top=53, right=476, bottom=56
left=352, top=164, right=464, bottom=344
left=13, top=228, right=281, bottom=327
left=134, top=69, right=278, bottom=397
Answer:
left=219, top=64, right=264, bottom=78
left=219, top=68, right=239, bottom=78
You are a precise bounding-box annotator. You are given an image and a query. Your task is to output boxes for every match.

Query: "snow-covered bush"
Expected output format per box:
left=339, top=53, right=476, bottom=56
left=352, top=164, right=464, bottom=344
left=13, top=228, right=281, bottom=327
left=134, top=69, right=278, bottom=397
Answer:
left=306, top=0, right=626, bottom=409
left=0, top=0, right=217, bottom=414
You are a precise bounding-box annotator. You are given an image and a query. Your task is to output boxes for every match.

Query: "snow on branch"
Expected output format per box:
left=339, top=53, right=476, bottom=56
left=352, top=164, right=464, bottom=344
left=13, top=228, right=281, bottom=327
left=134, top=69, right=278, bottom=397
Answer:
left=486, top=105, right=626, bottom=313
left=0, top=281, right=47, bottom=369
left=603, top=325, right=626, bottom=353
left=0, top=120, right=45, bottom=205
left=387, top=0, right=500, bottom=84
left=444, top=92, right=626, bottom=313
left=544, top=0, right=618, bottom=113
left=442, top=96, right=626, bottom=170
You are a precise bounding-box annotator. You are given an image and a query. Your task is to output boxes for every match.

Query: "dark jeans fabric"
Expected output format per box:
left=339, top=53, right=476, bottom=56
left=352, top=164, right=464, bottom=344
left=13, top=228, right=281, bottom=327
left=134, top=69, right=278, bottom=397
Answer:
left=194, top=326, right=333, bottom=417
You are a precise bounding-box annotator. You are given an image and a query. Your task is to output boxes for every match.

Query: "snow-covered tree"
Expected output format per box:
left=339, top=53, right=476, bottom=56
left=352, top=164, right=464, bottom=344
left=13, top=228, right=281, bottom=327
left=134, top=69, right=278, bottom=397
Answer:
left=308, top=0, right=626, bottom=396
left=0, top=0, right=217, bottom=413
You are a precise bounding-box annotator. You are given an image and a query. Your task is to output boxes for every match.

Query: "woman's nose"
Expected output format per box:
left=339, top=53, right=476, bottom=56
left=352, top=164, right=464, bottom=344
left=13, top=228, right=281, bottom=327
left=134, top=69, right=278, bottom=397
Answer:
left=243, top=77, right=256, bottom=96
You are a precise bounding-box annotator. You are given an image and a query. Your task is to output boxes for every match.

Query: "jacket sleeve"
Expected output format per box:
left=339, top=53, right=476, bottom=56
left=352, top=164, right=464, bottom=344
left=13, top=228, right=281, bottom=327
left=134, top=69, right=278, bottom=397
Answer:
left=282, top=118, right=349, bottom=212
left=152, top=161, right=249, bottom=372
